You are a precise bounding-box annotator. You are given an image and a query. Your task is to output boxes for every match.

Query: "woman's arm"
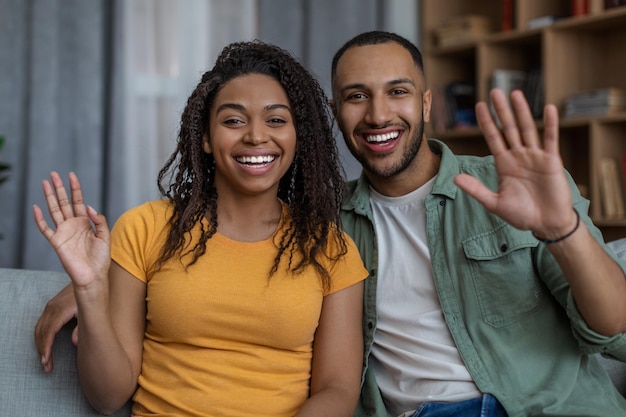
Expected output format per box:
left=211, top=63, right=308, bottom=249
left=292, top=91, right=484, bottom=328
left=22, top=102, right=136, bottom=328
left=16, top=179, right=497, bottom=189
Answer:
left=75, top=261, right=145, bottom=414
left=294, top=280, right=364, bottom=417
left=33, top=172, right=145, bottom=414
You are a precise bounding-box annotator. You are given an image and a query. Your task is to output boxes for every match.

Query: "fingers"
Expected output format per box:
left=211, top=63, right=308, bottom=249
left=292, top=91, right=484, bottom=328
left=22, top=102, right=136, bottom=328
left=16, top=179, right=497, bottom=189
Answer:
left=34, top=283, right=78, bottom=373
left=475, top=100, right=507, bottom=156
left=69, top=172, right=88, bottom=217
left=509, top=89, right=540, bottom=148
left=42, top=172, right=88, bottom=226
left=47, top=172, right=73, bottom=223
left=33, top=204, right=55, bottom=241
left=477, top=89, right=542, bottom=153
left=454, top=173, right=498, bottom=212
left=542, top=103, right=560, bottom=156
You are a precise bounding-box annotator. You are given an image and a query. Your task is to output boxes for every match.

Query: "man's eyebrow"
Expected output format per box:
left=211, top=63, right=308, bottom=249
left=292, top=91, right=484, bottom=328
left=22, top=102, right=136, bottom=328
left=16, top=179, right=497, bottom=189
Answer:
left=340, top=78, right=416, bottom=94
left=388, top=77, right=415, bottom=86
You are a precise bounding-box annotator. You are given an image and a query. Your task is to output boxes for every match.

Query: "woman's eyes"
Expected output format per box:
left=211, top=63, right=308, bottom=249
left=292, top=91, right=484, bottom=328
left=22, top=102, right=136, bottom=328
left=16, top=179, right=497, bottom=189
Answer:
left=222, top=117, right=287, bottom=126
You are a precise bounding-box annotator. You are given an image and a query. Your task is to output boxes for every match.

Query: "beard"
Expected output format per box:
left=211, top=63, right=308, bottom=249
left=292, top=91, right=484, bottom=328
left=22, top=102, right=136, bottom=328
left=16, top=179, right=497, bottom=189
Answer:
left=347, top=118, right=425, bottom=179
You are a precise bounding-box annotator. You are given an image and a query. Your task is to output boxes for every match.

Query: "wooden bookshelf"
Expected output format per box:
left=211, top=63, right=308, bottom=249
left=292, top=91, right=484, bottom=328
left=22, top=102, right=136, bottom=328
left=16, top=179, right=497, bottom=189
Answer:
left=421, top=0, right=626, bottom=241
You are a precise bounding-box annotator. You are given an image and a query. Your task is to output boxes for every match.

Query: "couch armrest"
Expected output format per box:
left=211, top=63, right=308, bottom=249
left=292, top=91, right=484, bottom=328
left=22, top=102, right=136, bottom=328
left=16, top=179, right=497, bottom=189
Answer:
left=0, top=268, right=131, bottom=416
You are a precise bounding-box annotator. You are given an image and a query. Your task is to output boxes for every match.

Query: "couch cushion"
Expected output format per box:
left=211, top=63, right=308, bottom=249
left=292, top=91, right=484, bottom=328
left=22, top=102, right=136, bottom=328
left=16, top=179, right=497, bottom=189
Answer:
left=0, top=268, right=131, bottom=416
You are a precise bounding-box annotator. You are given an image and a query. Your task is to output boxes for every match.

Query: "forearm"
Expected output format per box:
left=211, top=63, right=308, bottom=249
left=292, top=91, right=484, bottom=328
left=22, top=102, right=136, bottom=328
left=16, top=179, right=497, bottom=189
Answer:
left=546, top=222, right=626, bottom=335
left=74, top=281, right=138, bottom=414
left=294, top=385, right=359, bottom=417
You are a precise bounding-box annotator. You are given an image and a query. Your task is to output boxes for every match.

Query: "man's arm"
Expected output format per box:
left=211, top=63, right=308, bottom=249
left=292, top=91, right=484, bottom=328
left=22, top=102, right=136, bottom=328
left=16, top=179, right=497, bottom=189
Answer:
left=454, top=88, right=626, bottom=336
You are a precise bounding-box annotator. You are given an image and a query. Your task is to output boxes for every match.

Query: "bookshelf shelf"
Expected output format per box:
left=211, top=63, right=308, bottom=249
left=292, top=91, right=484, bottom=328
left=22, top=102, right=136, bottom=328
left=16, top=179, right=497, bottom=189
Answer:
left=421, top=0, right=626, bottom=240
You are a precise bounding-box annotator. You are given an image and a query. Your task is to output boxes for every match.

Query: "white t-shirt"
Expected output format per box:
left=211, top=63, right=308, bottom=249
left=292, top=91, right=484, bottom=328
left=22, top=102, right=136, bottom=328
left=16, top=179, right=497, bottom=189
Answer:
left=369, top=179, right=480, bottom=417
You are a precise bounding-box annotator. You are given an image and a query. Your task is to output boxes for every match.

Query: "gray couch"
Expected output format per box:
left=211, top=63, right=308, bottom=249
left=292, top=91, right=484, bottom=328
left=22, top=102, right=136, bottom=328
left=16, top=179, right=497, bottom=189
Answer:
left=1, top=240, right=626, bottom=416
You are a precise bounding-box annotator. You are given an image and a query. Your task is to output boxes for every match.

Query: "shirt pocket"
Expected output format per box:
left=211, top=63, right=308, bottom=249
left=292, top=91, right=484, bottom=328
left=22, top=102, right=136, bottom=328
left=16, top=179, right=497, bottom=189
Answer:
left=462, top=227, right=541, bottom=328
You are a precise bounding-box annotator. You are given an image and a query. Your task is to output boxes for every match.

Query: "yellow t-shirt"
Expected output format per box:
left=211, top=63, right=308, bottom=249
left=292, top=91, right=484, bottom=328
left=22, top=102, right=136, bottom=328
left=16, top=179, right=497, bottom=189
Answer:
left=110, top=200, right=367, bottom=417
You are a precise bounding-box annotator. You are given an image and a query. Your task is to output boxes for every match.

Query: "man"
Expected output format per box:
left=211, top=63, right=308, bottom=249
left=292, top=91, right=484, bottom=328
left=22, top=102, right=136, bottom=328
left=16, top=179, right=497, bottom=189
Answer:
left=330, top=31, right=626, bottom=416
left=36, top=31, right=626, bottom=417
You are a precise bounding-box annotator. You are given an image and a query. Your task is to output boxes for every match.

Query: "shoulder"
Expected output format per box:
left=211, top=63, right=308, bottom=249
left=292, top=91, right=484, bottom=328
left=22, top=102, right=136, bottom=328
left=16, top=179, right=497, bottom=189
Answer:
left=113, top=199, right=174, bottom=237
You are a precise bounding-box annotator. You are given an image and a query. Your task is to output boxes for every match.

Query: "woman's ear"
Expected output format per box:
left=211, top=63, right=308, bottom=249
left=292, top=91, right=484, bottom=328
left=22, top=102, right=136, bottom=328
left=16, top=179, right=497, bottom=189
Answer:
left=202, top=133, right=212, bottom=154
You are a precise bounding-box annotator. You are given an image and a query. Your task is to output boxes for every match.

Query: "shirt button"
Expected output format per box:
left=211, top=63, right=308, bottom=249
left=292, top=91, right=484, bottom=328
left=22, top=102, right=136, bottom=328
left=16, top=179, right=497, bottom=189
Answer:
left=500, top=244, right=508, bottom=252
left=368, top=321, right=373, bottom=329
left=439, top=200, right=446, bottom=206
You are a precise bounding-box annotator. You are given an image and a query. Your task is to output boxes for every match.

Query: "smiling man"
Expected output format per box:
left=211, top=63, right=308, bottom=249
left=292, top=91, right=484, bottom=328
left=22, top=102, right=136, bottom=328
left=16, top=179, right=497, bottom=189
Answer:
left=331, top=31, right=626, bottom=417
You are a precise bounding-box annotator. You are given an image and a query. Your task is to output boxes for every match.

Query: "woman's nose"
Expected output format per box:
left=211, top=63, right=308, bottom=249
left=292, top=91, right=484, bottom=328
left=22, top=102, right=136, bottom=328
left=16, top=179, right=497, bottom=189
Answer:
left=243, top=122, right=267, bottom=144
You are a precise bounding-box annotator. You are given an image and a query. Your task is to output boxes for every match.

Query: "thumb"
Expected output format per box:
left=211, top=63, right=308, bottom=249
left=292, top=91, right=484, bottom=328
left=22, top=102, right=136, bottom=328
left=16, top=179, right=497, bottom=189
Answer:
left=87, top=205, right=110, bottom=242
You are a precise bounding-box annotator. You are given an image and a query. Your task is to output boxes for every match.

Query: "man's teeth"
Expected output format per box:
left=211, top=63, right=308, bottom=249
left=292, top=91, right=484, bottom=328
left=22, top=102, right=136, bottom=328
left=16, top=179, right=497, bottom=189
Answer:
left=236, top=155, right=276, bottom=164
left=365, top=132, right=399, bottom=143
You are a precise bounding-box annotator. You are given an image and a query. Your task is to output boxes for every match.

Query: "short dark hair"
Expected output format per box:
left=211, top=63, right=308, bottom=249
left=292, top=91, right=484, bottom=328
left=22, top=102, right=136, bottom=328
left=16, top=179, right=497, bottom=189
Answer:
left=331, top=30, right=424, bottom=83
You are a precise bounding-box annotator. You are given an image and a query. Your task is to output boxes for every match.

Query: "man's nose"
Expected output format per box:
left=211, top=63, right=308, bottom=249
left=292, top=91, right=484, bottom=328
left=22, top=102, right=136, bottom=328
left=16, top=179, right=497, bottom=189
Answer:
left=365, top=96, right=392, bottom=126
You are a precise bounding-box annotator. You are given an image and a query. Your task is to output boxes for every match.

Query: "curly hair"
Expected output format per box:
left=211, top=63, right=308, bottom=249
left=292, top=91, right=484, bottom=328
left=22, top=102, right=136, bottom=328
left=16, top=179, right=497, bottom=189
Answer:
left=156, top=40, right=347, bottom=289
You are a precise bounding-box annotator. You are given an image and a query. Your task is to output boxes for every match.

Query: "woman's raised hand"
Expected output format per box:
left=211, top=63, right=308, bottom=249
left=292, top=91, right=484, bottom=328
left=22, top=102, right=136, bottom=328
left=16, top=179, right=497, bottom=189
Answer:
left=33, top=172, right=111, bottom=288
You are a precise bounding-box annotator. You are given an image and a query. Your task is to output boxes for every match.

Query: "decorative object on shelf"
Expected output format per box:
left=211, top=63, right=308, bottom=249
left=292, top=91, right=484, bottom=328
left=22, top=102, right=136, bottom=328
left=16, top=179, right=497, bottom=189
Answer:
left=434, top=15, right=491, bottom=47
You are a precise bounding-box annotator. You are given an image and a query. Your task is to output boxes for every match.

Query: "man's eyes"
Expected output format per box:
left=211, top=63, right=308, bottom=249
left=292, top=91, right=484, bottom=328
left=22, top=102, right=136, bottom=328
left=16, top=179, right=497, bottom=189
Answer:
left=346, top=92, right=367, bottom=100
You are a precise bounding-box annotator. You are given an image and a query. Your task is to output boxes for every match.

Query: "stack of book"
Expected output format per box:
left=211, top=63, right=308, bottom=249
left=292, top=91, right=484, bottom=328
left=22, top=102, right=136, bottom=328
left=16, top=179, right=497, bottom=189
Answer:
left=563, top=88, right=626, bottom=118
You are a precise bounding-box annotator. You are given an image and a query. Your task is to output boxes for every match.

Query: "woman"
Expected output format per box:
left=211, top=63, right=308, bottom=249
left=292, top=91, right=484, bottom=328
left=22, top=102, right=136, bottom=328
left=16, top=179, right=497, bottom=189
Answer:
left=33, top=40, right=367, bottom=417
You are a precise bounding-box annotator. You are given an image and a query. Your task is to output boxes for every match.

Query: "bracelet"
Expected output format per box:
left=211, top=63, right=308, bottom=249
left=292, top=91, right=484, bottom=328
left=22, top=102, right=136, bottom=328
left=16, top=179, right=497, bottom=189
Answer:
left=532, top=208, right=580, bottom=244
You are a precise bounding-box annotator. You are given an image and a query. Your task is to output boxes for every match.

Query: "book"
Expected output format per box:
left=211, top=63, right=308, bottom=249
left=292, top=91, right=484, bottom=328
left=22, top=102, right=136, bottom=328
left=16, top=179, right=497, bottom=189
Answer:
left=563, top=88, right=626, bottom=118
left=502, top=0, right=514, bottom=31
left=572, top=0, right=590, bottom=16
left=598, top=157, right=625, bottom=219
left=444, top=82, right=477, bottom=128
left=489, top=69, right=527, bottom=126
left=523, top=66, right=544, bottom=119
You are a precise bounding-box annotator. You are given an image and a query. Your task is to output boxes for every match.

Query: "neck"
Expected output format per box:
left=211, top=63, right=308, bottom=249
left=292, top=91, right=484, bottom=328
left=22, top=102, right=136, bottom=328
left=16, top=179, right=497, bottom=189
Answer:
left=215, top=192, right=283, bottom=242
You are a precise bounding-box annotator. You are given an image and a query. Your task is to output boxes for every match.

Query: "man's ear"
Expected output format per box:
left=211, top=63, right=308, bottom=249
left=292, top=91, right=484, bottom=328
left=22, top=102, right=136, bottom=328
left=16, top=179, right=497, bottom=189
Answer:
left=202, top=133, right=212, bottom=154
left=422, top=89, right=432, bottom=124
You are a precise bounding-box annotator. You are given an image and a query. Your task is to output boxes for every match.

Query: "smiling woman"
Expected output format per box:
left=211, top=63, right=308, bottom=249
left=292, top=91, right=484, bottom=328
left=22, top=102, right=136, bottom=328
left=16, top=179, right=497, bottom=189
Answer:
left=31, top=40, right=368, bottom=417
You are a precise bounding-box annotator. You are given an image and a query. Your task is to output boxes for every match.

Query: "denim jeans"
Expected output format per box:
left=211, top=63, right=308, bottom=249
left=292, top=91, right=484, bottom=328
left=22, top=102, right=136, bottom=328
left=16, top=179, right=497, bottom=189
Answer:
left=411, top=394, right=508, bottom=417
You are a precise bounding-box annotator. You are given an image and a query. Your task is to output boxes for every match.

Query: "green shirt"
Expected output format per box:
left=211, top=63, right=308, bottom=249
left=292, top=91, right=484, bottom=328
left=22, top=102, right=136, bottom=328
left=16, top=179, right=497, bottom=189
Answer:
left=342, top=139, right=626, bottom=417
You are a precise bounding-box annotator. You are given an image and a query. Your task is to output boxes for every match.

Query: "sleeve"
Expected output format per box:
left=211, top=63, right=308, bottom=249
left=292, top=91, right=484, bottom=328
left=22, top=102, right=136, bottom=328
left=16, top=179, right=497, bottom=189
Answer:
left=538, top=170, right=626, bottom=360
left=324, top=231, right=369, bottom=296
left=110, top=200, right=171, bottom=283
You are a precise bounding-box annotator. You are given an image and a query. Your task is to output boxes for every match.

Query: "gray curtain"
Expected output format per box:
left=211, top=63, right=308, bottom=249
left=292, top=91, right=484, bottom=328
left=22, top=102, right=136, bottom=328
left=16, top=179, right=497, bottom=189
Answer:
left=0, top=0, right=382, bottom=270
left=0, top=0, right=124, bottom=270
